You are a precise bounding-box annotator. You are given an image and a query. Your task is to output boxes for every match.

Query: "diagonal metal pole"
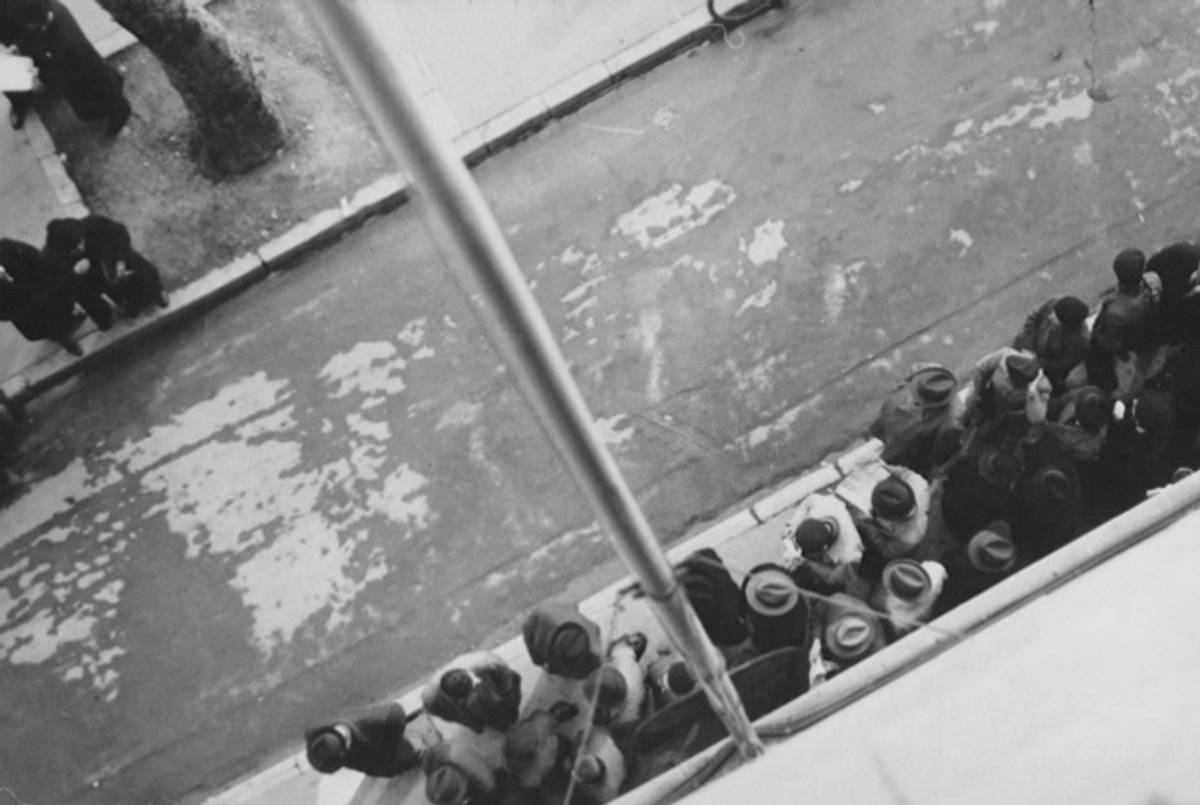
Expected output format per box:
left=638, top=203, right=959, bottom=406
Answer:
left=300, top=0, right=765, bottom=761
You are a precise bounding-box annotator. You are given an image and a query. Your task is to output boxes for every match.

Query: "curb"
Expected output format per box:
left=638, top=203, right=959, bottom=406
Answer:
left=200, top=435, right=884, bottom=805
left=5, top=2, right=778, bottom=407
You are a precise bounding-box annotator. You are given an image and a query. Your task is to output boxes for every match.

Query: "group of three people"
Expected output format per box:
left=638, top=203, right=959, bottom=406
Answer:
left=0, top=215, right=167, bottom=355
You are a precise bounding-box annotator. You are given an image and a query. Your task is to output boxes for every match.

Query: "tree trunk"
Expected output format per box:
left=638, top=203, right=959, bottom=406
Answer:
left=96, top=0, right=284, bottom=178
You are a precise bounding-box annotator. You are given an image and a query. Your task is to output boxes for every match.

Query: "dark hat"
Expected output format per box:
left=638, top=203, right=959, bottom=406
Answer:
left=679, top=549, right=748, bottom=645
left=665, top=662, right=695, bottom=695
left=978, top=449, right=1021, bottom=488
left=305, top=729, right=346, bottom=774
left=824, top=613, right=881, bottom=662
left=1003, top=352, right=1040, bottom=386
left=911, top=366, right=957, bottom=408
left=522, top=603, right=602, bottom=679
left=792, top=517, right=837, bottom=556
left=1031, top=465, right=1076, bottom=504
left=871, top=476, right=917, bottom=521
left=742, top=565, right=801, bottom=617
left=1113, top=248, right=1147, bottom=285
left=1073, top=386, right=1111, bottom=430
left=43, top=218, right=84, bottom=255
left=426, top=765, right=471, bottom=805
left=439, top=668, right=473, bottom=698
left=1053, top=296, right=1090, bottom=329
left=966, top=521, right=1016, bottom=573
left=881, top=559, right=932, bottom=603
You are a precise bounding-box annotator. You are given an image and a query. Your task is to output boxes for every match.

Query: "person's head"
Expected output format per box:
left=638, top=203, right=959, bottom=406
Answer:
left=966, top=521, right=1017, bottom=574
left=1052, top=296, right=1090, bottom=330
left=1112, top=248, right=1146, bottom=288
left=791, top=517, right=837, bottom=557
left=1003, top=352, right=1040, bottom=387
left=978, top=449, right=1022, bottom=489
left=1030, top=464, right=1077, bottom=506
left=305, top=727, right=348, bottom=774
left=438, top=668, right=473, bottom=698
left=870, top=476, right=917, bottom=522
left=910, top=366, right=957, bottom=410
left=43, top=219, right=85, bottom=259
left=425, top=766, right=471, bottom=805
left=1073, top=386, right=1111, bottom=431
left=504, top=713, right=561, bottom=790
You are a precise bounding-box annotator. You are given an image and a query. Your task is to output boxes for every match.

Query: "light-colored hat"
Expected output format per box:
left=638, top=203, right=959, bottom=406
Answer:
left=743, top=565, right=801, bottom=617
left=967, top=521, right=1016, bottom=573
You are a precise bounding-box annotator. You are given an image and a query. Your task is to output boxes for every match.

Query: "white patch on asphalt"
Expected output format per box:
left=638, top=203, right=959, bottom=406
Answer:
left=950, top=228, right=974, bottom=256
left=979, top=78, right=1093, bottom=135
left=436, top=400, right=482, bottom=430
left=953, top=119, right=974, bottom=137
left=838, top=179, right=863, bottom=193
left=594, top=414, right=635, bottom=447
left=612, top=180, right=736, bottom=250
left=112, top=373, right=290, bottom=474
left=639, top=309, right=666, bottom=403
left=973, top=20, right=998, bottom=39
left=868, top=102, right=886, bottom=115
left=739, top=220, right=787, bottom=266
left=1153, top=68, right=1200, bottom=159
left=736, top=393, right=826, bottom=451
left=0, top=458, right=117, bottom=552
left=737, top=280, right=778, bottom=316
left=320, top=341, right=408, bottom=399
left=653, top=105, right=676, bottom=130
left=823, top=260, right=866, bottom=324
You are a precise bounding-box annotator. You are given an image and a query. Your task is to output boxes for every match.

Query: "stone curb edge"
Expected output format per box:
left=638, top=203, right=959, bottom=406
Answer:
left=3, top=3, right=775, bottom=407
left=200, top=435, right=884, bottom=805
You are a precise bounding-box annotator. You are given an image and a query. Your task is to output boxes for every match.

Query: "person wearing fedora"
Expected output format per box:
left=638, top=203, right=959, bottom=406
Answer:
left=740, top=563, right=814, bottom=658
left=1087, top=248, right=1162, bottom=392
left=869, top=363, right=965, bottom=478
left=870, top=558, right=947, bottom=640
left=938, top=447, right=1022, bottom=541
left=782, top=505, right=869, bottom=600
left=1047, top=384, right=1112, bottom=463
left=675, top=548, right=750, bottom=658
left=1007, top=460, right=1084, bottom=559
left=934, top=520, right=1019, bottom=616
left=1013, top=295, right=1091, bottom=394
left=820, top=593, right=886, bottom=675
left=422, top=739, right=501, bottom=805
left=853, top=468, right=931, bottom=584
left=965, top=347, right=1049, bottom=430
left=1144, top=240, right=1200, bottom=346
left=1092, top=388, right=1178, bottom=523
left=304, top=701, right=422, bottom=778
left=420, top=650, right=523, bottom=734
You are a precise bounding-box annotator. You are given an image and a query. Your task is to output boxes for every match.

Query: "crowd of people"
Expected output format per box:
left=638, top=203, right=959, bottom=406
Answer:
left=299, top=241, right=1200, bottom=804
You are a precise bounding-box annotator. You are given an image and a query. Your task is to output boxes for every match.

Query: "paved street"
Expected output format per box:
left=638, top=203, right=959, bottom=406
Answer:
left=5, top=0, right=1200, bottom=802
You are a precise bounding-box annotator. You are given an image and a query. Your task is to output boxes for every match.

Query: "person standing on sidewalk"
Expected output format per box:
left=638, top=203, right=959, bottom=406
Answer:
left=43, top=215, right=168, bottom=320
left=0, top=236, right=83, bottom=354
left=2, top=0, right=131, bottom=136
left=42, top=218, right=115, bottom=331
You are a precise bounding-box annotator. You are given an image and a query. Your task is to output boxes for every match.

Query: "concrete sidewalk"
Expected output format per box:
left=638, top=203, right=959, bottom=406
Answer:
left=0, top=0, right=761, bottom=408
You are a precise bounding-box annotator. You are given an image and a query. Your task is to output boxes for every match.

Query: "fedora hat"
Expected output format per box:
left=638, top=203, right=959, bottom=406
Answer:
left=966, top=521, right=1016, bottom=573
left=742, top=564, right=801, bottom=617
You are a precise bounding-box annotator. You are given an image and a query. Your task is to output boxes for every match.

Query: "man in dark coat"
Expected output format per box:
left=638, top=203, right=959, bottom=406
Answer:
left=44, top=215, right=168, bottom=319
left=869, top=364, right=964, bottom=478
left=0, top=236, right=82, bottom=354
left=1012, top=295, right=1090, bottom=393
left=1145, top=240, right=1200, bottom=345
left=42, top=218, right=113, bottom=331
left=4, top=0, right=131, bottom=135
left=1086, top=248, right=1160, bottom=392
left=304, top=701, right=421, bottom=777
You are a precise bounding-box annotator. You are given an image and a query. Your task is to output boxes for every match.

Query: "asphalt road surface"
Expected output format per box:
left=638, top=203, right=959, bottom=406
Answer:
left=5, top=0, right=1200, bottom=802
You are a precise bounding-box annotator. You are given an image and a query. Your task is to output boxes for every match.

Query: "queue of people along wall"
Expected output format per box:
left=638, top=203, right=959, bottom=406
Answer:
left=299, top=243, right=1200, bottom=804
